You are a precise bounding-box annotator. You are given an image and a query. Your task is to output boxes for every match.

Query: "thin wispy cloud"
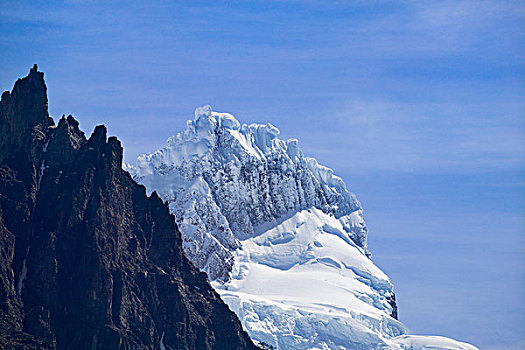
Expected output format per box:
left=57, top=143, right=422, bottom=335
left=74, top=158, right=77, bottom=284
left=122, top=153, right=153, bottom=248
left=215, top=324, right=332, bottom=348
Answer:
left=301, top=99, right=525, bottom=173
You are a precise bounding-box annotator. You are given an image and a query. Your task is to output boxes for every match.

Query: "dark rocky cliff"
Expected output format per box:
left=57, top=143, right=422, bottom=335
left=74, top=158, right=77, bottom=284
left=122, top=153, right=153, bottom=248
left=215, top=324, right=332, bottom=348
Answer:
left=0, top=65, right=258, bottom=350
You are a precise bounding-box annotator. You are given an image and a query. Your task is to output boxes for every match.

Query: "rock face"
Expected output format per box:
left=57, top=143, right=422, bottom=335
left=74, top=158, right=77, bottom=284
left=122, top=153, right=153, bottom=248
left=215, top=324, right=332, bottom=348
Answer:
left=0, top=66, right=258, bottom=349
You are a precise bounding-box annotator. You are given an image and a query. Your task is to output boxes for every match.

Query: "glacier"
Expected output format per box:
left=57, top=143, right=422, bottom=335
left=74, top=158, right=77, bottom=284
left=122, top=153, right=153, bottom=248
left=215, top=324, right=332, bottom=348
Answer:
left=126, top=106, right=478, bottom=350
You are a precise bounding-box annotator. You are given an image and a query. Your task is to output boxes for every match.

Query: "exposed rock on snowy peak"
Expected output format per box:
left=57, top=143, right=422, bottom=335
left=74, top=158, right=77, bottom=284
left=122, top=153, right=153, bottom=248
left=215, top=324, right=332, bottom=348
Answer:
left=0, top=68, right=257, bottom=349
left=129, top=105, right=369, bottom=282
left=128, top=106, right=479, bottom=350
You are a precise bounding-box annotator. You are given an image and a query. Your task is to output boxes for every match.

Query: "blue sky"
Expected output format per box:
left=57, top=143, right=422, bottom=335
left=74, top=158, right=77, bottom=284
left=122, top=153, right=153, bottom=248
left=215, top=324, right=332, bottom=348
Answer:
left=1, top=1, right=524, bottom=348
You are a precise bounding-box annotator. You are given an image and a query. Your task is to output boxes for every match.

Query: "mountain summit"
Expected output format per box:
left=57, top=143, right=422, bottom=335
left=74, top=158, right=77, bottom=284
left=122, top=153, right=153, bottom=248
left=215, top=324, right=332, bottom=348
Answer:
left=127, top=105, right=369, bottom=282
left=128, top=106, right=479, bottom=350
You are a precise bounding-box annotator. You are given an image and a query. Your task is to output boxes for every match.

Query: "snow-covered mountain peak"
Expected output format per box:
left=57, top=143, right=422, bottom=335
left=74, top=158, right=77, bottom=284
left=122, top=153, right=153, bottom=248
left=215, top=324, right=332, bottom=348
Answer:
left=126, top=106, right=478, bottom=350
left=191, top=104, right=282, bottom=157
left=130, top=106, right=367, bottom=255
left=137, top=105, right=303, bottom=172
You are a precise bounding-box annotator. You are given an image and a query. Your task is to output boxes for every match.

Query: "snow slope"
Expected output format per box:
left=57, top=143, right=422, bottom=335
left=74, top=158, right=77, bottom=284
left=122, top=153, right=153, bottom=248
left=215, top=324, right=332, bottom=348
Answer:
left=126, top=106, right=478, bottom=350
left=215, top=208, right=404, bottom=349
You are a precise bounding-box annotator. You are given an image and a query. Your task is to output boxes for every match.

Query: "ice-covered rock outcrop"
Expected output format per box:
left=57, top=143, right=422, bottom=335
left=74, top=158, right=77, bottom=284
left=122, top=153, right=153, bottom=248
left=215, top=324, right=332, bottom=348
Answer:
left=126, top=106, right=478, bottom=350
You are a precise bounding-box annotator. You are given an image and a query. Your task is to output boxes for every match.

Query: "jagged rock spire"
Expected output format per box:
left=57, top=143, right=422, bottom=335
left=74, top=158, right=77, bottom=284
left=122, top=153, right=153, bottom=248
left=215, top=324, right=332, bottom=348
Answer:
left=0, top=67, right=258, bottom=349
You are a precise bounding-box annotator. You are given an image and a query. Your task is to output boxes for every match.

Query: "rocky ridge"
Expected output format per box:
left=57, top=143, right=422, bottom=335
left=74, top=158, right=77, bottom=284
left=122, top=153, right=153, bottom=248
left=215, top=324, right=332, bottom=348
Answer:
left=0, top=66, right=258, bottom=350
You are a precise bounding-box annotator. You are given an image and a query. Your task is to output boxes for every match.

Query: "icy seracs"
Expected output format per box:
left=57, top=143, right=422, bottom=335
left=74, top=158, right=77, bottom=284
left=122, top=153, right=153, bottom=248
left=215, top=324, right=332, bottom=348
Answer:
left=126, top=106, right=478, bottom=350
